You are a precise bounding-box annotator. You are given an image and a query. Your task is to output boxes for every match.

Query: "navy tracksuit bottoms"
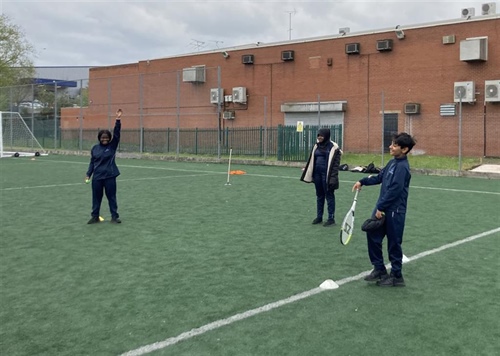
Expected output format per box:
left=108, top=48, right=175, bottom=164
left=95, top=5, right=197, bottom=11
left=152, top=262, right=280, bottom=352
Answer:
left=366, top=210, right=406, bottom=277
left=91, top=177, right=119, bottom=219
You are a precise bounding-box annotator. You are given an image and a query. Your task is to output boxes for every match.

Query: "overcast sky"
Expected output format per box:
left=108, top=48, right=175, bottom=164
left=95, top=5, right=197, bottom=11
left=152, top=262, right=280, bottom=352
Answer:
left=1, top=0, right=495, bottom=67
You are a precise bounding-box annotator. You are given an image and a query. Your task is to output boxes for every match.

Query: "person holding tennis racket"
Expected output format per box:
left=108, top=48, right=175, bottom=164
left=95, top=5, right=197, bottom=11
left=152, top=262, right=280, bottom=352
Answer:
left=301, top=128, right=342, bottom=227
left=85, top=109, right=122, bottom=224
left=352, top=132, right=416, bottom=287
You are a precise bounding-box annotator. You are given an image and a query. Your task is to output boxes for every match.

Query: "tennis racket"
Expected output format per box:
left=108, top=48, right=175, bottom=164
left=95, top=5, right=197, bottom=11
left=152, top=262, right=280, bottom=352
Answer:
left=340, top=189, right=359, bottom=245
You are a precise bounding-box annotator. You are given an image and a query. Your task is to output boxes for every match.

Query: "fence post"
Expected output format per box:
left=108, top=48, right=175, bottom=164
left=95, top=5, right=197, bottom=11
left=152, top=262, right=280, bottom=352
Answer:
left=277, top=125, right=283, bottom=161
left=54, top=81, right=58, bottom=149
left=176, top=71, right=181, bottom=158
left=79, top=79, right=84, bottom=152
left=139, top=74, right=144, bottom=153
left=166, top=127, right=170, bottom=153
left=195, top=128, right=198, bottom=154
left=263, top=96, right=268, bottom=160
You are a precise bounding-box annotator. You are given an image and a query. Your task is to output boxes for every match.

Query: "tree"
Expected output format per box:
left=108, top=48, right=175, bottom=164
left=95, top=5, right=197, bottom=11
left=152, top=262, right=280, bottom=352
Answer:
left=0, top=14, right=36, bottom=88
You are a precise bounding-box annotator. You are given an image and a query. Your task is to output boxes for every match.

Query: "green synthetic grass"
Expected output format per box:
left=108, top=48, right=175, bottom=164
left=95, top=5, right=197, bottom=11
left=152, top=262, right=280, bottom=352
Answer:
left=0, top=155, right=499, bottom=356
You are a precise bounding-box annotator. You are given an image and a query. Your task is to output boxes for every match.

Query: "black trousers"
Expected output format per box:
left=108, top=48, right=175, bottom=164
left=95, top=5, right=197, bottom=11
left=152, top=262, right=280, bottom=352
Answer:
left=313, top=171, right=335, bottom=220
left=91, top=177, right=119, bottom=219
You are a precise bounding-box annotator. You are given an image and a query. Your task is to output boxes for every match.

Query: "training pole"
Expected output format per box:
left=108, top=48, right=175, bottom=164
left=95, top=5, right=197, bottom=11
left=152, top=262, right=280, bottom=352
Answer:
left=225, top=148, right=233, bottom=185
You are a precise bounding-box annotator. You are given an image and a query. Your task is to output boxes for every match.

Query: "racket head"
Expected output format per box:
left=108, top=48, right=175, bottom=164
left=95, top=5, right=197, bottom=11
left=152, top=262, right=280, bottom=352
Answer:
left=340, top=210, right=355, bottom=245
left=340, top=189, right=360, bottom=245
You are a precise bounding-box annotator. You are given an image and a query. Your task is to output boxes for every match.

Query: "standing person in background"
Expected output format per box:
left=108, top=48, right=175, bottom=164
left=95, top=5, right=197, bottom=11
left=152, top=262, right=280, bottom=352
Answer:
left=301, top=128, right=342, bottom=227
left=352, top=132, right=416, bottom=287
left=85, top=109, right=122, bottom=224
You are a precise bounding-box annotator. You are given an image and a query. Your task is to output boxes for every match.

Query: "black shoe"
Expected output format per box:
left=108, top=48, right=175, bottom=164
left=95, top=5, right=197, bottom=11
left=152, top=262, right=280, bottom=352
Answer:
left=364, top=269, right=388, bottom=281
left=110, top=218, right=122, bottom=224
left=377, top=274, right=405, bottom=287
left=312, top=218, right=323, bottom=225
left=323, top=219, right=336, bottom=227
left=87, top=216, right=100, bottom=224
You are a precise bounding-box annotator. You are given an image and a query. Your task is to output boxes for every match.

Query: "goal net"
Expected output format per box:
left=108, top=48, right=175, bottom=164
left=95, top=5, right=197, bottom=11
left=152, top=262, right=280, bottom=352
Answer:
left=0, top=111, right=47, bottom=158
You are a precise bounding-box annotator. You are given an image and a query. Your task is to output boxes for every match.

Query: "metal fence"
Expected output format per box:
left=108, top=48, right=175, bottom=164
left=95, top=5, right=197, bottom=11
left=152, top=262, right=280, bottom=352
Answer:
left=57, top=124, right=343, bottom=161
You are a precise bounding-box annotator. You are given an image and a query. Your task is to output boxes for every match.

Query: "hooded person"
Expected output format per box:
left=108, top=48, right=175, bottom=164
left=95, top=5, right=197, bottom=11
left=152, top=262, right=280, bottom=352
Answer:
left=300, top=128, right=343, bottom=226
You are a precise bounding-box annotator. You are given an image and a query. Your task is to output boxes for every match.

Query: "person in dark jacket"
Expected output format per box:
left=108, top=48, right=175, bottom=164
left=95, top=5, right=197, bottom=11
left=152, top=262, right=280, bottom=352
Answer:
left=301, top=128, right=342, bottom=226
left=85, top=109, right=122, bottom=224
left=352, top=132, right=416, bottom=287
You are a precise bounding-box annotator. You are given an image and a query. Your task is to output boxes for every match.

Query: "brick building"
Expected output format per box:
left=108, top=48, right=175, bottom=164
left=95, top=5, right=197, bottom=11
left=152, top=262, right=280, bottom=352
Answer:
left=62, top=15, right=500, bottom=157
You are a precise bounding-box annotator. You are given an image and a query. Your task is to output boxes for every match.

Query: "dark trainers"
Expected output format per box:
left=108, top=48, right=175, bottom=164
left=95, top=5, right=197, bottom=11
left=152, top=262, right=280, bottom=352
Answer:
left=364, top=269, right=388, bottom=281
left=87, top=216, right=100, bottom=224
left=323, top=219, right=336, bottom=227
left=377, top=274, right=406, bottom=287
left=110, top=218, right=122, bottom=224
left=312, top=218, right=323, bottom=224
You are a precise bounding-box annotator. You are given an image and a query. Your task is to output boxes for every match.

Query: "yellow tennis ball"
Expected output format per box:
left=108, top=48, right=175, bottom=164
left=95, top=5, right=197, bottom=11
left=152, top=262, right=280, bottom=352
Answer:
left=85, top=179, right=90, bottom=184
left=99, top=216, right=104, bottom=222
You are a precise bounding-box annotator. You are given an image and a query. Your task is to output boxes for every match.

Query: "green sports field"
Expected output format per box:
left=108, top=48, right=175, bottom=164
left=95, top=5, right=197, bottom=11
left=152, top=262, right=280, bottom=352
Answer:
left=1, top=155, right=499, bottom=356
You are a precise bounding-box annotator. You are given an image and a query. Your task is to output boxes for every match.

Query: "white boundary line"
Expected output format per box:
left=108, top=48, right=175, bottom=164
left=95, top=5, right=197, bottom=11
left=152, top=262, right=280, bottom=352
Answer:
left=120, top=227, right=500, bottom=356
left=0, top=174, right=216, bottom=191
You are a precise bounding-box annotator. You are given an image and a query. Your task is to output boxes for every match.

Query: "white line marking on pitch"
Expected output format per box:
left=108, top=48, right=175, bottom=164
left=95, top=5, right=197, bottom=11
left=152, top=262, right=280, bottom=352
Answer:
left=0, top=174, right=216, bottom=191
left=120, top=227, right=500, bottom=356
left=34, top=160, right=500, bottom=195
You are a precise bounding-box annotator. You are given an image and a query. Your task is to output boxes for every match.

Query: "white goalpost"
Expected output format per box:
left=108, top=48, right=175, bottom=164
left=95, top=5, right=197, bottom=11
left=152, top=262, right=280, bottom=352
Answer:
left=0, top=111, right=47, bottom=158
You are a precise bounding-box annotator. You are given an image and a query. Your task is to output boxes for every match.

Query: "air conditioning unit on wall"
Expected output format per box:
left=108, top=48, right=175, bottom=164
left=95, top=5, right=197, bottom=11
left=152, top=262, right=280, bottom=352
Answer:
left=482, top=3, right=496, bottom=15
left=182, top=66, right=206, bottom=83
left=345, top=43, right=360, bottom=54
left=232, top=87, right=247, bottom=104
left=376, top=39, right=393, bottom=51
left=404, top=103, right=421, bottom=114
left=281, top=50, right=295, bottom=61
left=242, top=54, right=254, bottom=64
left=485, top=80, right=500, bottom=102
left=210, top=88, right=223, bottom=104
left=222, top=111, right=235, bottom=120
left=454, top=81, right=475, bottom=103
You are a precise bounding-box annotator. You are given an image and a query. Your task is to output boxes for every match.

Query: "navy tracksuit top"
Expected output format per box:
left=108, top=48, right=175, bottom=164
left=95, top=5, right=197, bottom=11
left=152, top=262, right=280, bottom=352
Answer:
left=86, top=120, right=121, bottom=180
left=359, top=156, right=411, bottom=213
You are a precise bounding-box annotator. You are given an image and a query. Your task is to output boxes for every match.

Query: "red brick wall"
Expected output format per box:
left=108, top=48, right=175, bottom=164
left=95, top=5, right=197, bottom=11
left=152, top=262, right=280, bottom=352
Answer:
left=61, top=17, right=500, bottom=156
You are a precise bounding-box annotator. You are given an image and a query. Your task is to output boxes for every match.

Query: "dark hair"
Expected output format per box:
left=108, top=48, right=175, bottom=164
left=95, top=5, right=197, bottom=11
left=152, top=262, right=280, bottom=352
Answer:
left=98, top=130, right=112, bottom=141
left=392, top=132, right=416, bottom=153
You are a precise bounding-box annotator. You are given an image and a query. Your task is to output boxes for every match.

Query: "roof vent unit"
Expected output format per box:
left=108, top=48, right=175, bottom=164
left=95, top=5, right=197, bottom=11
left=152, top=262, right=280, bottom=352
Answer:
left=404, top=103, right=421, bottom=115
left=281, top=50, right=295, bottom=61
left=232, top=87, right=247, bottom=104
left=461, top=7, right=475, bottom=18
left=460, top=37, right=488, bottom=61
left=345, top=43, right=360, bottom=54
left=454, top=81, right=475, bottom=103
left=376, top=39, right=393, bottom=51
left=485, top=80, right=500, bottom=102
left=222, top=111, right=235, bottom=120
left=482, top=3, right=496, bottom=15
left=182, top=66, right=206, bottom=83
left=210, top=88, right=223, bottom=104
left=242, top=54, right=254, bottom=64
left=339, top=27, right=350, bottom=35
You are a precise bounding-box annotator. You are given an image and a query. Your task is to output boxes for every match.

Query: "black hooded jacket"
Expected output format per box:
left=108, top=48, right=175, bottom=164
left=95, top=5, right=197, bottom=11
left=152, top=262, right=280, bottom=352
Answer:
left=300, top=128, right=342, bottom=191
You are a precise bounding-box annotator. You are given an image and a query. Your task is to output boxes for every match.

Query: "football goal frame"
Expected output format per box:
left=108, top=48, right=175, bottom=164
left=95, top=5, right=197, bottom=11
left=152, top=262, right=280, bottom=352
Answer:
left=0, top=111, right=47, bottom=158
